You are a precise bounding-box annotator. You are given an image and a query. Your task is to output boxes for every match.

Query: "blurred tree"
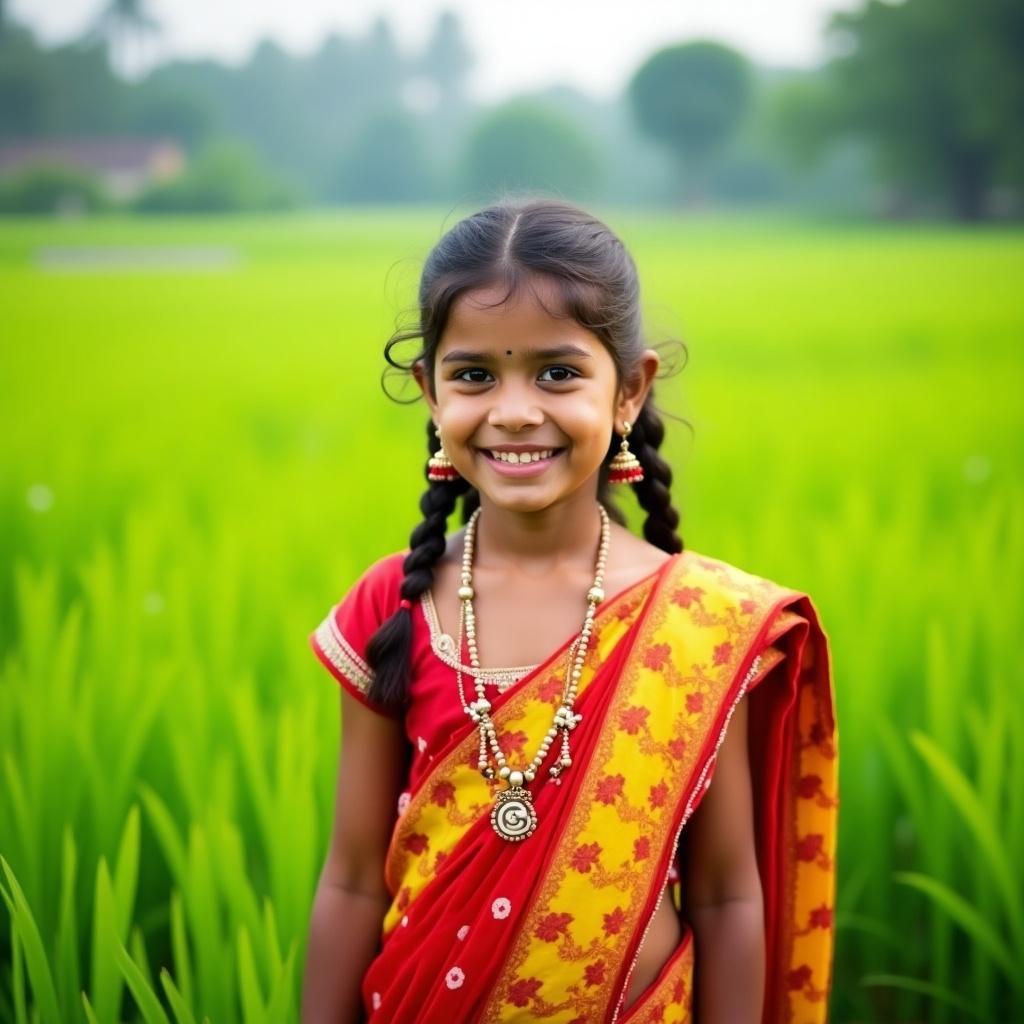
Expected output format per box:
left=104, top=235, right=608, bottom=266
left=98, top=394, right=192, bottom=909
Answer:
left=744, top=70, right=874, bottom=213
left=331, top=105, right=434, bottom=203
left=460, top=99, right=602, bottom=200
left=0, top=25, right=126, bottom=138
left=416, top=10, right=473, bottom=110
left=0, top=21, right=50, bottom=137
left=824, top=0, right=1024, bottom=220
left=84, top=0, right=161, bottom=79
left=124, top=83, right=218, bottom=152
left=0, top=162, right=112, bottom=213
left=762, top=72, right=837, bottom=169
left=46, top=37, right=127, bottom=132
left=627, top=41, right=752, bottom=202
left=362, top=16, right=404, bottom=107
left=132, top=137, right=299, bottom=211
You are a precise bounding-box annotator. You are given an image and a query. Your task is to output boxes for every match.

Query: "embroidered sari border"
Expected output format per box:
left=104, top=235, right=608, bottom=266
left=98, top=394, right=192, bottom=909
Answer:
left=480, top=555, right=823, bottom=1024
left=361, top=551, right=838, bottom=1024
left=383, top=560, right=674, bottom=917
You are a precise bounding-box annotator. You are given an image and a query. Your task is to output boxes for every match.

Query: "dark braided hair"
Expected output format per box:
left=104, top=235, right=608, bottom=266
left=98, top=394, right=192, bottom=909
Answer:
left=365, top=195, right=686, bottom=713
left=627, top=398, right=683, bottom=554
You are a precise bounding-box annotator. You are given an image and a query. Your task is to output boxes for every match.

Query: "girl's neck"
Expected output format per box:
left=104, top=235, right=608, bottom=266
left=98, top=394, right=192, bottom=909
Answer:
left=471, top=489, right=604, bottom=578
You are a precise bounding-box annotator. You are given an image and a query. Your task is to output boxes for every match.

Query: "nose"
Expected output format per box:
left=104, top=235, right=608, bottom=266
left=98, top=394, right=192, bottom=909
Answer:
left=486, top=380, right=545, bottom=432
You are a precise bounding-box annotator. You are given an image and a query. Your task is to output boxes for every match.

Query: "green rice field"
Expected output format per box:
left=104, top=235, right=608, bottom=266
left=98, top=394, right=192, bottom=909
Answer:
left=1, top=208, right=1022, bottom=1022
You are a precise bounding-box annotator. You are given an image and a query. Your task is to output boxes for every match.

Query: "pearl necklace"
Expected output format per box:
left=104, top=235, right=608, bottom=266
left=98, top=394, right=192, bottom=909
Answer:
left=456, top=503, right=611, bottom=842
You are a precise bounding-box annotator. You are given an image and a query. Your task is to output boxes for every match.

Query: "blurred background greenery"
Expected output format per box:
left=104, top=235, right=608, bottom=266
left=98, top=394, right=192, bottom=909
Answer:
left=1, top=1, right=1023, bottom=1022
left=1, top=0, right=1022, bottom=218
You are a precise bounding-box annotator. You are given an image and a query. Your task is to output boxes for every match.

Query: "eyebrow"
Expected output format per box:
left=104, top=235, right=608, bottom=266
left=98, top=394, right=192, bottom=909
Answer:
left=441, top=344, right=593, bottom=364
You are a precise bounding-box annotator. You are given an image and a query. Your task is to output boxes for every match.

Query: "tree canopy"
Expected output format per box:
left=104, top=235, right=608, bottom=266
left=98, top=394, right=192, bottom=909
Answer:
left=824, top=0, right=1024, bottom=218
left=627, top=40, right=752, bottom=181
left=460, top=100, right=602, bottom=200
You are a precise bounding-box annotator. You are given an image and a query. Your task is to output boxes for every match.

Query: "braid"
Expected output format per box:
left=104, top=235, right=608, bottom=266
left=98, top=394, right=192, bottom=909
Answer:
left=629, top=398, right=683, bottom=554
left=365, top=419, right=469, bottom=712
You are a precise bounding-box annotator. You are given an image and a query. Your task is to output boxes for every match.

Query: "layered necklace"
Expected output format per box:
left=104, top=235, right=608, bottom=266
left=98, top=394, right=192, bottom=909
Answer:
left=455, top=502, right=611, bottom=842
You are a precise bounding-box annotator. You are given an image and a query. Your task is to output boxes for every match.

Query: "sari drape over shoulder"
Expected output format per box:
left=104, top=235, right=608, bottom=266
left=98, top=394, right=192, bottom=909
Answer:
left=310, top=550, right=838, bottom=1023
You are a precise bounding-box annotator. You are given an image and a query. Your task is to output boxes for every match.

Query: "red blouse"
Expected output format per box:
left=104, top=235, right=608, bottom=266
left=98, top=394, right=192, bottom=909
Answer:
left=309, top=551, right=540, bottom=801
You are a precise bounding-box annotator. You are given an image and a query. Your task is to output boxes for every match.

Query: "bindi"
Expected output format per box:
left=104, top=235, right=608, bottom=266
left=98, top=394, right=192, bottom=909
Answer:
left=505, top=350, right=512, bottom=356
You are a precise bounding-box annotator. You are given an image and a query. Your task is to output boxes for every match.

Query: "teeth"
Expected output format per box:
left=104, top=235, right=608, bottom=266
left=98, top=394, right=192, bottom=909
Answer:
left=489, top=449, right=555, bottom=463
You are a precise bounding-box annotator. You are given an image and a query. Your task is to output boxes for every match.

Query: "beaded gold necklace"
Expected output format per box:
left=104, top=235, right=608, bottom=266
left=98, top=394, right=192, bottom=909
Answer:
left=455, top=503, right=611, bottom=841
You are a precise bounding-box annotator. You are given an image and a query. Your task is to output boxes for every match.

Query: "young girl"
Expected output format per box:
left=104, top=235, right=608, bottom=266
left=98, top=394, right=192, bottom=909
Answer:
left=301, top=198, right=837, bottom=1024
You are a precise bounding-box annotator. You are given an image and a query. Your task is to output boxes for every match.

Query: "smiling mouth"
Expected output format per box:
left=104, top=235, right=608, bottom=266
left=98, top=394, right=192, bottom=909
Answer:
left=480, top=448, right=564, bottom=464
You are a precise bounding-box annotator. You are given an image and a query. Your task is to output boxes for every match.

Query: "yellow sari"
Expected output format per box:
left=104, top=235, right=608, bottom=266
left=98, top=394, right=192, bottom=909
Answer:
left=357, top=550, right=837, bottom=1022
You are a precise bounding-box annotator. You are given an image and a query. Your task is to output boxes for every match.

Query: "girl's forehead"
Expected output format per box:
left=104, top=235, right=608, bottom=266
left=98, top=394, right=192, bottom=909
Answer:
left=442, top=279, right=601, bottom=353
left=450, top=278, right=563, bottom=321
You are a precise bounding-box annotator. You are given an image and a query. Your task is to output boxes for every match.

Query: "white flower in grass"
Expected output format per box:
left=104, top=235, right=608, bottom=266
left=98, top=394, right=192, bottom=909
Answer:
left=491, top=897, right=511, bottom=919
left=26, top=484, right=53, bottom=513
left=445, top=966, right=465, bottom=990
left=963, top=454, right=991, bottom=484
left=397, top=791, right=411, bottom=816
left=457, top=925, right=469, bottom=940
left=371, top=992, right=381, bottom=1010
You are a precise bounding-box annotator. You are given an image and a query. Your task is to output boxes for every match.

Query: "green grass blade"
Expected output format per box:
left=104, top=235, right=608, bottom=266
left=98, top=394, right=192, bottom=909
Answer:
left=159, top=968, right=199, bottom=1024
left=209, top=815, right=263, bottom=967
left=81, top=993, right=100, bottom=1024
left=2, top=754, right=33, bottom=887
left=910, top=730, right=1024, bottom=954
left=89, top=857, right=124, bottom=1022
left=894, top=871, right=1020, bottom=987
left=53, top=825, right=82, bottom=1022
left=833, top=910, right=906, bottom=952
left=114, top=937, right=171, bottom=1024
left=236, top=925, right=265, bottom=1024
left=0, top=857, right=62, bottom=1024
left=185, top=824, right=227, bottom=1023
left=113, top=805, right=141, bottom=939
left=861, top=973, right=987, bottom=1021
left=264, top=940, right=296, bottom=1023
left=169, top=889, right=194, bottom=1009
left=9, top=904, right=28, bottom=1024
left=139, top=783, right=187, bottom=884
left=261, top=898, right=283, bottom=978
left=130, top=924, right=155, bottom=994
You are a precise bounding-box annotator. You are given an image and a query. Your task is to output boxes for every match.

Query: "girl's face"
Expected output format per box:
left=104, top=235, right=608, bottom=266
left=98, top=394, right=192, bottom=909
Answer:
left=414, top=277, right=656, bottom=515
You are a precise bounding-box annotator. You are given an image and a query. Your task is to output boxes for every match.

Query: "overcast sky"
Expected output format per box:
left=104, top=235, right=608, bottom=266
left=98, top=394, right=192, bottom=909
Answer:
left=12, top=0, right=859, bottom=101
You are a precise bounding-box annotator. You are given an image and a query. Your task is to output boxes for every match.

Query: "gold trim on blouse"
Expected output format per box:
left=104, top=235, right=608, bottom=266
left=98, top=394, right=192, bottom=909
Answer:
left=421, top=589, right=538, bottom=691
left=314, top=610, right=373, bottom=694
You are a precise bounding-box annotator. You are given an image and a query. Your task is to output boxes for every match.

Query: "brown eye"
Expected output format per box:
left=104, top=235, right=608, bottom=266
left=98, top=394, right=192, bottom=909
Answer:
left=454, top=368, right=493, bottom=383
left=539, top=366, right=579, bottom=382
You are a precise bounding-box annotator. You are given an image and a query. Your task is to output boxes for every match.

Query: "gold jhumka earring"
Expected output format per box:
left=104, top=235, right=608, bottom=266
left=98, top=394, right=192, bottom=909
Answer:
left=607, top=420, right=644, bottom=484
left=427, top=426, right=460, bottom=482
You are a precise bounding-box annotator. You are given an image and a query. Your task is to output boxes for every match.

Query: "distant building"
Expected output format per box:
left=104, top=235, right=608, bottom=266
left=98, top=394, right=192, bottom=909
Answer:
left=0, top=137, right=185, bottom=200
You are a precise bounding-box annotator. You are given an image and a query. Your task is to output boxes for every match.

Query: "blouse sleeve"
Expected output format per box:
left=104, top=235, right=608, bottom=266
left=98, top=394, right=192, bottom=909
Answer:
left=309, top=552, right=406, bottom=719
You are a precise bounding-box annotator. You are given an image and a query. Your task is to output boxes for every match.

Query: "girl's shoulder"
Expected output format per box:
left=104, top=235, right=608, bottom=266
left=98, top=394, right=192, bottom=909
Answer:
left=327, top=548, right=417, bottom=629
left=309, top=548, right=410, bottom=715
left=670, top=548, right=813, bottom=614
left=677, top=547, right=789, bottom=586
left=348, top=548, right=408, bottom=598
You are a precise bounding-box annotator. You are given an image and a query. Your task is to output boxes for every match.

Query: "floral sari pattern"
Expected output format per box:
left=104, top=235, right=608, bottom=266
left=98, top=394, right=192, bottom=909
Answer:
left=355, top=551, right=837, bottom=1023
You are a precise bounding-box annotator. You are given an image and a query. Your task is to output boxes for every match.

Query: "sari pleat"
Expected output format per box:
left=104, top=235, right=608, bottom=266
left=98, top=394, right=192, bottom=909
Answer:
left=360, top=552, right=837, bottom=1024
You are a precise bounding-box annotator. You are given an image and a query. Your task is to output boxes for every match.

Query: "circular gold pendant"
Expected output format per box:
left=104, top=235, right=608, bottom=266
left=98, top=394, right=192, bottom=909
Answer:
left=491, top=785, right=537, bottom=842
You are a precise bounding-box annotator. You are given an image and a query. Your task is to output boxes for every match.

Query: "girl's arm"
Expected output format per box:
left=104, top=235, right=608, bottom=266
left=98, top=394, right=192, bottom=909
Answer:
left=301, top=689, right=410, bottom=1024
left=681, top=693, right=765, bottom=1024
